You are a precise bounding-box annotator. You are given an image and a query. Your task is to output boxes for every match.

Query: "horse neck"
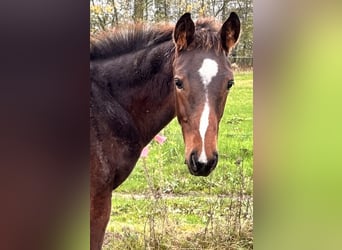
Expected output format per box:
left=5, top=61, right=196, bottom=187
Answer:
left=112, top=43, right=176, bottom=146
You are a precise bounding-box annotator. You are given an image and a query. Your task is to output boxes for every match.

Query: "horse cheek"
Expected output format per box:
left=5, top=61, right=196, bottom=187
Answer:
left=175, top=93, right=189, bottom=124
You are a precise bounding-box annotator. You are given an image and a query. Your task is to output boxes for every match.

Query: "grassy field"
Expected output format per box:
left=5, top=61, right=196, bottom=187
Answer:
left=104, top=71, right=253, bottom=249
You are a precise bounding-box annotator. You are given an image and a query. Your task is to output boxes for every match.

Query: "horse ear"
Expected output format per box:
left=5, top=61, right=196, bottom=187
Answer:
left=220, top=12, right=241, bottom=53
left=173, top=13, right=195, bottom=51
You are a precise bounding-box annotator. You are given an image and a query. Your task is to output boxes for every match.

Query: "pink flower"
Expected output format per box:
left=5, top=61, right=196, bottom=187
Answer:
left=140, top=134, right=167, bottom=158
left=140, top=146, right=149, bottom=158
left=154, top=134, right=167, bottom=145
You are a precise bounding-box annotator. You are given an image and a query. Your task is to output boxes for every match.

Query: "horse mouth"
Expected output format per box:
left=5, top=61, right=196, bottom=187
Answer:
left=186, top=151, right=217, bottom=176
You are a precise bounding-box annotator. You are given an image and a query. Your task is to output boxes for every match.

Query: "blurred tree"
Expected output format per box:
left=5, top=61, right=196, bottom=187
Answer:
left=90, top=0, right=253, bottom=67
left=90, top=0, right=118, bottom=33
left=133, top=0, right=145, bottom=22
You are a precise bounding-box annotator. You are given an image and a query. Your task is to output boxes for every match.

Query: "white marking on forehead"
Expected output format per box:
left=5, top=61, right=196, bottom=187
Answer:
left=198, top=58, right=218, bottom=87
left=198, top=97, right=210, bottom=163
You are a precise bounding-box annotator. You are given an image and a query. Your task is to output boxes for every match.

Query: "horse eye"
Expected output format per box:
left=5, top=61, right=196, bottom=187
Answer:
left=227, top=79, right=234, bottom=90
left=174, top=78, right=184, bottom=89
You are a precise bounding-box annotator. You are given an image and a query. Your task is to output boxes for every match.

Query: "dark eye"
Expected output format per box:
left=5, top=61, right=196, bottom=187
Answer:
left=227, top=79, right=234, bottom=90
left=174, top=78, right=184, bottom=89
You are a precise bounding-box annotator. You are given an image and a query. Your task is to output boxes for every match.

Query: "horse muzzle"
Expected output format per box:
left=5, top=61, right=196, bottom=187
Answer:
left=186, top=151, right=218, bottom=176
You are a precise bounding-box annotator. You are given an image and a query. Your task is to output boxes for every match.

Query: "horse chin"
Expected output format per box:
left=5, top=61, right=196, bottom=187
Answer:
left=190, top=168, right=212, bottom=177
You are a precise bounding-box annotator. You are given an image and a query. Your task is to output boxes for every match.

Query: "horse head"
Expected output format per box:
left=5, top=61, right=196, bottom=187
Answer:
left=172, top=12, right=240, bottom=176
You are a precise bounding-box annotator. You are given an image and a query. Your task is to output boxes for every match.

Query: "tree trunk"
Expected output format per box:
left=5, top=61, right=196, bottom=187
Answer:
left=111, top=0, right=119, bottom=25
left=134, top=0, right=144, bottom=22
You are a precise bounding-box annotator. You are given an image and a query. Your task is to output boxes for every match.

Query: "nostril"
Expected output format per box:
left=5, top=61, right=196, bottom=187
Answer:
left=213, top=152, right=218, bottom=160
left=212, top=152, right=218, bottom=165
left=190, top=151, right=198, bottom=171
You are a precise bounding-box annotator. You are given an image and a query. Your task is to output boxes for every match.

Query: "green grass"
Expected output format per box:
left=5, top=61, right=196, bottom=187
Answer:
left=105, top=71, right=253, bottom=249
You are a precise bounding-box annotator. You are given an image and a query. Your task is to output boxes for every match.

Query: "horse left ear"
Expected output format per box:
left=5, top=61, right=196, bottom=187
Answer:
left=220, top=12, right=241, bottom=53
left=173, top=13, right=195, bottom=51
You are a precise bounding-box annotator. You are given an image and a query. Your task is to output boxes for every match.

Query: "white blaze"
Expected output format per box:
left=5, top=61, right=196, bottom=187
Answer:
left=198, top=100, right=210, bottom=163
left=198, top=59, right=218, bottom=163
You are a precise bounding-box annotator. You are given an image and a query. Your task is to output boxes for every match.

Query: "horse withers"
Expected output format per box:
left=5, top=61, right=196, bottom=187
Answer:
left=90, top=12, right=240, bottom=250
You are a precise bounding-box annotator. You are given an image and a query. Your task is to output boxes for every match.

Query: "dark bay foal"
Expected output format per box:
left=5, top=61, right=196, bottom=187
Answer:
left=90, top=12, right=240, bottom=249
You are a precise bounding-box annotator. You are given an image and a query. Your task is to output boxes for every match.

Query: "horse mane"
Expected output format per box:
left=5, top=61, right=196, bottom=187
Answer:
left=90, top=24, right=174, bottom=60
left=90, top=18, right=223, bottom=60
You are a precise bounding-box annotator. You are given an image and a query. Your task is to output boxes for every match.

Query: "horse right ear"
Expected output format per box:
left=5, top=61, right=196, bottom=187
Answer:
left=173, top=13, right=195, bottom=51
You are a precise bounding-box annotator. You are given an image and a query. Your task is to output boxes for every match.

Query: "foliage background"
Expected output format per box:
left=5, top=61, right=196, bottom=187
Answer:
left=90, top=0, right=253, bottom=68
